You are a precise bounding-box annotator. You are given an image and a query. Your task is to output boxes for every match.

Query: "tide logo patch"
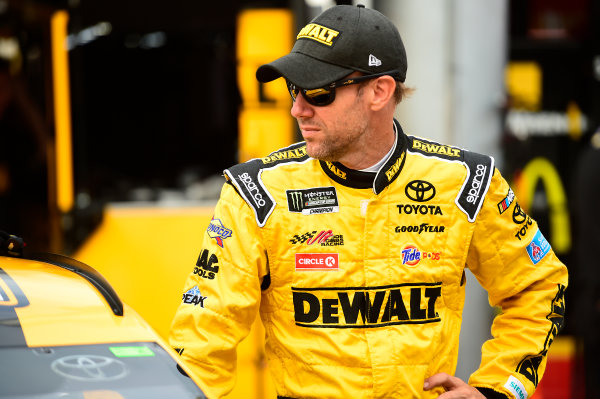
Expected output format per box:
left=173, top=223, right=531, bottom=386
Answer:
left=296, top=253, right=339, bottom=271
left=401, top=245, right=441, bottom=267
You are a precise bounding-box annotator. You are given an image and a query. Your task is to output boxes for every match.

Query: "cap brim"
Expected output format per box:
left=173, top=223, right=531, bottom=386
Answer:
left=256, top=52, right=354, bottom=89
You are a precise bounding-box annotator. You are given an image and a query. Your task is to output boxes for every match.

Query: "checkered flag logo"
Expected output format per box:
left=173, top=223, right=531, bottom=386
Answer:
left=289, top=231, right=316, bottom=244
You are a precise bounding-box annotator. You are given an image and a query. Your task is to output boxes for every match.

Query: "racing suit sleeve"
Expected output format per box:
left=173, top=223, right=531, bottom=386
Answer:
left=465, top=169, right=568, bottom=398
left=169, top=182, right=268, bottom=399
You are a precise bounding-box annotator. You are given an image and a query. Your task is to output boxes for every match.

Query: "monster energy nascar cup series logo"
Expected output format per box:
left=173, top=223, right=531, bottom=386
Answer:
left=287, top=187, right=339, bottom=215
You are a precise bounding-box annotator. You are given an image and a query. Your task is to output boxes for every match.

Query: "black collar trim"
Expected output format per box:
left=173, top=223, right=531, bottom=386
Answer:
left=319, top=120, right=408, bottom=194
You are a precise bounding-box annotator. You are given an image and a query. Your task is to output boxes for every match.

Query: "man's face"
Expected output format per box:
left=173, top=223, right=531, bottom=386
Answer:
left=290, top=73, right=370, bottom=164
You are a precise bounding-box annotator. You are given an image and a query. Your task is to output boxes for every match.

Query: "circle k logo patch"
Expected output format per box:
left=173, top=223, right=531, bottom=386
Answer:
left=405, top=180, right=436, bottom=202
left=295, top=253, right=339, bottom=271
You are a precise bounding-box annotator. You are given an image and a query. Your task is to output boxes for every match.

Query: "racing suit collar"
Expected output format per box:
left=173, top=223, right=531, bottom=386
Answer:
left=319, top=119, right=407, bottom=194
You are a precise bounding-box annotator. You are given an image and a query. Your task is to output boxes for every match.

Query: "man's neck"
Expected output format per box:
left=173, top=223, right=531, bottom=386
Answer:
left=338, top=121, right=396, bottom=170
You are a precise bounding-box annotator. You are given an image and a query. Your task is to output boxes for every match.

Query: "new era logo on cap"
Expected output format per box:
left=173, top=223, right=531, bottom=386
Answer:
left=369, top=54, right=381, bottom=67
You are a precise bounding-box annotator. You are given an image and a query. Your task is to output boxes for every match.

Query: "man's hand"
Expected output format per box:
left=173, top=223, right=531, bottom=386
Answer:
left=423, top=373, right=486, bottom=398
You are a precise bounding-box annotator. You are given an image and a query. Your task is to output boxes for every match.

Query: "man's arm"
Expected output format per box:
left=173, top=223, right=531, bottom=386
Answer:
left=169, top=182, right=268, bottom=399
left=465, top=169, right=568, bottom=398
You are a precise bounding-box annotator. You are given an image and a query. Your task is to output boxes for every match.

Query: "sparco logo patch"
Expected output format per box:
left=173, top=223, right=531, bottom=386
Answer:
left=292, top=282, right=442, bottom=328
left=206, top=217, right=232, bottom=248
left=466, top=164, right=487, bottom=204
left=455, top=152, right=493, bottom=223
left=238, top=172, right=266, bottom=208
left=405, top=180, right=436, bottom=202
left=295, top=253, right=339, bottom=271
left=498, top=188, right=515, bottom=214
left=297, top=23, right=340, bottom=46
left=287, top=187, right=339, bottom=215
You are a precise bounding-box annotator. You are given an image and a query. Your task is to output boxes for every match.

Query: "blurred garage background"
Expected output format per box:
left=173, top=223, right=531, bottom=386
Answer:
left=0, top=0, right=598, bottom=397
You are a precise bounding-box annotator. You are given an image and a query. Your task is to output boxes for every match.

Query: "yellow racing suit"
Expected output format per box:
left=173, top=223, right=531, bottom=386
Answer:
left=169, top=121, right=568, bottom=399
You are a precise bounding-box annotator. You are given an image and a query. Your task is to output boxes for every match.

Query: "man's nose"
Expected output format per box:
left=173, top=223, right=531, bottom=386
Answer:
left=291, top=91, right=314, bottom=119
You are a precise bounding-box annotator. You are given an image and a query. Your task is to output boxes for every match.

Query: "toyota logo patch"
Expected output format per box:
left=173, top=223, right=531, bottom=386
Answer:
left=512, top=203, right=527, bottom=224
left=405, top=180, right=436, bottom=202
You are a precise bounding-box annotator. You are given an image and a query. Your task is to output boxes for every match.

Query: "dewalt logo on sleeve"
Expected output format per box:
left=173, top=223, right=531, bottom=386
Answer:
left=411, top=139, right=461, bottom=158
left=292, top=282, right=442, bottom=328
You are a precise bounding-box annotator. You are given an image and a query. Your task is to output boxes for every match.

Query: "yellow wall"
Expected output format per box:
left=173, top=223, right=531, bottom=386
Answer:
left=75, top=205, right=275, bottom=398
left=237, top=9, right=294, bottom=162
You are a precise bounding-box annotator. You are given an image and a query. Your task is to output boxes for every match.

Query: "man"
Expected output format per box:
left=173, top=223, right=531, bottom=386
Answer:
left=170, top=5, right=568, bottom=398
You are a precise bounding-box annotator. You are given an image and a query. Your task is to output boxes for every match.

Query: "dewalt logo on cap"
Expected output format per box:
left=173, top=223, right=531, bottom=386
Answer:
left=297, top=23, right=340, bottom=46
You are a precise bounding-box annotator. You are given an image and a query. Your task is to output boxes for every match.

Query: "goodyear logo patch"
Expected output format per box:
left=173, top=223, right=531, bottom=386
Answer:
left=297, top=23, right=340, bottom=46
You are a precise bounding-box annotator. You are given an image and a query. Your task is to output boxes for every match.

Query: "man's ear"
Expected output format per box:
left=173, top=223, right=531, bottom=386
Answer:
left=369, top=75, right=396, bottom=111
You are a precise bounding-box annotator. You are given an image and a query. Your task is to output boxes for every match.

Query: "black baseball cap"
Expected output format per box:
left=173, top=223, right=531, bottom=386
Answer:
left=256, top=4, right=407, bottom=89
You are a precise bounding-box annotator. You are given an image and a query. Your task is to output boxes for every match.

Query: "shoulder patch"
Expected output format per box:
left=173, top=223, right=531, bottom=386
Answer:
left=224, top=143, right=310, bottom=227
left=455, top=150, right=494, bottom=222
left=406, top=135, right=493, bottom=222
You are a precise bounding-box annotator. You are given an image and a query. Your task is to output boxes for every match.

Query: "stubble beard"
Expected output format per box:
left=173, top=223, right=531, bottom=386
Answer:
left=305, top=132, right=361, bottom=162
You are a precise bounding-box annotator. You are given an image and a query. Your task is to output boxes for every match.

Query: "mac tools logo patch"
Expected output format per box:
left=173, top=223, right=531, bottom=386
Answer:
left=287, top=187, right=339, bottom=215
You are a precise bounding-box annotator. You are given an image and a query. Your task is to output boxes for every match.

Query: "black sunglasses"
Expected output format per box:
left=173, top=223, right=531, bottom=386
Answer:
left=286, top=70, right=400, bottom=107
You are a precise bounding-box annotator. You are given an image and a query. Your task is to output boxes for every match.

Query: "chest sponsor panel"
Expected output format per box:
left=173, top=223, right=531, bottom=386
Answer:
left=287, top=187, right=339, bottom=215
left=292, top=282, right=442, bottom=328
